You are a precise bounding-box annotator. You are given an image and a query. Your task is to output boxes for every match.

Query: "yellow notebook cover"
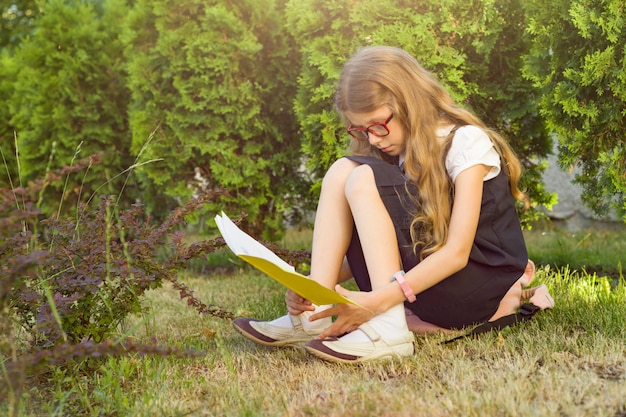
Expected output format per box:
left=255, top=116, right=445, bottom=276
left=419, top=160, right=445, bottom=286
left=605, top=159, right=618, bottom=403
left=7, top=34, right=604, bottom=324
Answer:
left=215, top=212, right=358, bottom=307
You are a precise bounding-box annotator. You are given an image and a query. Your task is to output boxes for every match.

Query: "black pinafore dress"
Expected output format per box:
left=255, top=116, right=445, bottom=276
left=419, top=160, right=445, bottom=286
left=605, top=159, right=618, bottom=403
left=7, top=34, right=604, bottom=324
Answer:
left=344, top=155, right=527, bottom=329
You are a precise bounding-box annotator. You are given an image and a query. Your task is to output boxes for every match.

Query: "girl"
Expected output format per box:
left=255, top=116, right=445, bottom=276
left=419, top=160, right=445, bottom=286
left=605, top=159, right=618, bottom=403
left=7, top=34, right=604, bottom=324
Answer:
left=233, top=46, right=554, bottom=363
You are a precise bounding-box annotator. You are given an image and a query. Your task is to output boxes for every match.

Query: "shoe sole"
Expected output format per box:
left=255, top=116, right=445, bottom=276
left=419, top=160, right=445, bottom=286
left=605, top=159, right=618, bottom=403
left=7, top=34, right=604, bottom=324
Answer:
left=305, top=340, right=415, bottom=364
left=232, top=318, right=312, bottom=348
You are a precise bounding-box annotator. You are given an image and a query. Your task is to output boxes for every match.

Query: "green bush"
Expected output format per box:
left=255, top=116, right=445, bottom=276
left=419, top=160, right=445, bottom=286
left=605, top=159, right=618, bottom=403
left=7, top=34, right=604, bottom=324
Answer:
left=1, top=0, right=137, bottom=219
left=523, top=0, right=626, bottom=220
left=122, top=0, right=311, bottom=237
left=4, top=0, right=623, bottom=238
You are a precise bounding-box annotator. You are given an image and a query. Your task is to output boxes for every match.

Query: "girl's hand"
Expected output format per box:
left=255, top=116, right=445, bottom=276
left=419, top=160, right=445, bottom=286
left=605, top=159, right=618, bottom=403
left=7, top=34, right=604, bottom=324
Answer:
left=285, top=289, right=315, bottom=315
left=308, top=285, right=376, bottom=339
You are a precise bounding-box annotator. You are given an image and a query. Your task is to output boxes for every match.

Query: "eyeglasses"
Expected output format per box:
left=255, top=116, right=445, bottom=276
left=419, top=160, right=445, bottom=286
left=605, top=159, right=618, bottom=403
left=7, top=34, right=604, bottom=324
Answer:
left=347, top=113, right=394, bottom=141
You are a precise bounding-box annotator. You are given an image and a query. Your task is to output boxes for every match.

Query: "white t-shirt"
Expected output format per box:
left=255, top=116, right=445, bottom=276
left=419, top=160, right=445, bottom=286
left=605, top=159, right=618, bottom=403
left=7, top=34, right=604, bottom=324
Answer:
left=442, top=125, right=501, bottom=183
left=398, top=125, right=501, bottom=183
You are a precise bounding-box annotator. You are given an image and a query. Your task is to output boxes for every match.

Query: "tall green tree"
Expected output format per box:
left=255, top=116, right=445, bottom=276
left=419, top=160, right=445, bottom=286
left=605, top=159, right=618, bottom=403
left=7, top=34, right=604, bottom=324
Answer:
left=123, top=0, right=308, bottom=237
left=285, top=0, right=553, bottom=217
left=0, top=0, right=41, bottom=190
left=452, top=0, right=554, bottom=214
left=3, top=0, right=135, bottom=216
left=523, top=0, right=626, bottom=220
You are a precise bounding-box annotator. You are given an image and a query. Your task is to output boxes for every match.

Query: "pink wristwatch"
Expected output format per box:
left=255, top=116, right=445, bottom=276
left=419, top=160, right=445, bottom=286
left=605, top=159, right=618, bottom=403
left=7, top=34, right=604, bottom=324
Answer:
left=391, top=270, right=416, bottom=303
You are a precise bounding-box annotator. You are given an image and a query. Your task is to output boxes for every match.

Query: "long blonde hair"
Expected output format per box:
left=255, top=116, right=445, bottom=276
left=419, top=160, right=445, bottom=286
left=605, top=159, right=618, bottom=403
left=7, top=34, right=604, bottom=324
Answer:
left=335, top=46, right=527, bottom=258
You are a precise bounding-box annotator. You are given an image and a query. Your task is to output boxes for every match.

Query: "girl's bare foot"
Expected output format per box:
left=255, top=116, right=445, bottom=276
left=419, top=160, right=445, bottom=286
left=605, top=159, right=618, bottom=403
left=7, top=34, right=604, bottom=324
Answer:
left=520, top=260, right=555, bottom=309
left=488, top=259, right=550, bottom=321
left=523, top=284, right=555, bottom=310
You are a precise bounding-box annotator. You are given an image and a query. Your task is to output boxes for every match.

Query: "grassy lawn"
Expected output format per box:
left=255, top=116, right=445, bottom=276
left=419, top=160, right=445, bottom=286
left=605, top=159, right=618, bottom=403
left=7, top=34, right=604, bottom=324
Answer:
left=3, top=227, right=626, bottom=416
left=524, top=228, right=625, bottom=279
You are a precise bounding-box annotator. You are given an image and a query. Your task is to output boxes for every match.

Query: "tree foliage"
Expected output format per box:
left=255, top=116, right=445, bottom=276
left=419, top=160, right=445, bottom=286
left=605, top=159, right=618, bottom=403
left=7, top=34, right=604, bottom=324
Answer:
left=3, top=0, right=623, bottom=234
left=1, top=0, right=136, bottom=218
left=285, top=0, right=554, bottom=218
left=523, top=0, right=626, bottom=219
left=0, top=0, right=37, bottom=190
left=122, top=0, right=309, bottom=237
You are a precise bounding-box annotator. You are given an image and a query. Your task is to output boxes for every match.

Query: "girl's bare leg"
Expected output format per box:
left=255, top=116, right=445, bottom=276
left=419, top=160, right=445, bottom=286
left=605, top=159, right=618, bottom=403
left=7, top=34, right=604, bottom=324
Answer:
left=329, top=164, right=410, bottom=343
left=292, top=159, right=408, bottom=341
left=519, top=259, right=536, bottom=287
left=343, top=164, right=403, bottom=289
left=308, top=158, right=362, bottom=289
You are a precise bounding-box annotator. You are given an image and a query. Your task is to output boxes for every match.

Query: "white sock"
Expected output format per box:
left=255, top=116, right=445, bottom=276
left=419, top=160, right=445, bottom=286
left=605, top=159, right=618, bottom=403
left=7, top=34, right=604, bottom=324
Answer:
left=300, top=305, right=332, bottom=330
left=339, top=303, right=408, bottom=343
left=267, top=304, right=332, bottom=329
left=267, top=314, right=293, bottom=328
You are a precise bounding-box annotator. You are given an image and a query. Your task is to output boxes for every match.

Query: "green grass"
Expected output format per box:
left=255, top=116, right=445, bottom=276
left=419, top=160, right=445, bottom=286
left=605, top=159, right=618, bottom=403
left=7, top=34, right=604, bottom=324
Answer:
left=524, top=226, right=626, bottom=279
left=3, top=227, right=626, bottom=416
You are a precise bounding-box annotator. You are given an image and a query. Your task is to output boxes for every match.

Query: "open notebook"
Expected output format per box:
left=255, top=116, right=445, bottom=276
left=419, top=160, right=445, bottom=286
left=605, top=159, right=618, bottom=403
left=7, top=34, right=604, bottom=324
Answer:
left=214, top=212, right=359, bottom=307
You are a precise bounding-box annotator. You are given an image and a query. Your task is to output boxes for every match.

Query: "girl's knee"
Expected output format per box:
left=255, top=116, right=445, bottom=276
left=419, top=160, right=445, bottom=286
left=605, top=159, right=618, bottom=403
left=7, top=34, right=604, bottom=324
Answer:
left=330, top=157, right=360, bottom=173
left=321, top=159, right=377, bottom=203
left=344, top=164, right=376, bottom=198
left=322, top=158, right=358, bottom=183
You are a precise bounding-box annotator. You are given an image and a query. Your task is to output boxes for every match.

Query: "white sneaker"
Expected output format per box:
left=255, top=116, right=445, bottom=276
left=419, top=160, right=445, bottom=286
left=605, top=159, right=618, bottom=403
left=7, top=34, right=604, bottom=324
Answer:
left=304, top=322, right=415, bottom=363
left=233, top=313, right=330, bottom=347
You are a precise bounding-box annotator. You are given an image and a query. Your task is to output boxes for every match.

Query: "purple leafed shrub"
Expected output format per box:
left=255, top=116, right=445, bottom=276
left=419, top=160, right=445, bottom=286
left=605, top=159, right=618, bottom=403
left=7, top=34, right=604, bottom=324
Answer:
left=0, top=154, right=312, bottom=406
left=2, top=173, right=234, bottom=348
left=0, top=155, right=234, bottom=399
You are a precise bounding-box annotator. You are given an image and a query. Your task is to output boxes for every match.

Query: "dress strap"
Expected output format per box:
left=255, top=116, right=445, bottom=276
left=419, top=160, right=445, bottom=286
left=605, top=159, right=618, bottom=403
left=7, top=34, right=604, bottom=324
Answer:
left=442, top=303, right=542, bottom=344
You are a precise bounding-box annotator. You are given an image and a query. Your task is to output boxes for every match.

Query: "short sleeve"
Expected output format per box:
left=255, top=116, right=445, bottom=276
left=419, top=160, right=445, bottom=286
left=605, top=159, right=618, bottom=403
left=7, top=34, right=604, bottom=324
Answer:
left=445, top=125, right=501, bottom=183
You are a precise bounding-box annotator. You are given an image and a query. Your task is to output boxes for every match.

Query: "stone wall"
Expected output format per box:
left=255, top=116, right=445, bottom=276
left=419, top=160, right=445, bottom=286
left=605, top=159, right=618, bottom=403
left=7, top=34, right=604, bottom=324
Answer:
left=541, top=143, right=622, bottom=231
